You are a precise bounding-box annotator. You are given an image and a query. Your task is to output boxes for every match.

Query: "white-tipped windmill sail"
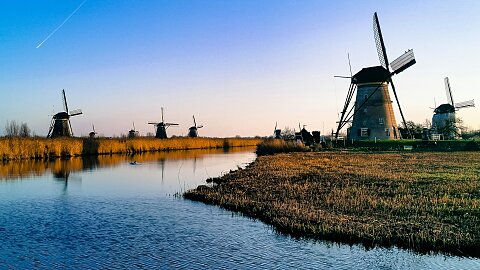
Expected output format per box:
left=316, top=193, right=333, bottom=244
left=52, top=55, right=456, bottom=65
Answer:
left=443, top=77, right=475, bottom=110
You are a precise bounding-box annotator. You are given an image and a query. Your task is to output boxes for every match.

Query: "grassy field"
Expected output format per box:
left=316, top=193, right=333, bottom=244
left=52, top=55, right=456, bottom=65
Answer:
left=0, top=137, right=261, bottom=160
left=184, top=151, right=480, bottom=257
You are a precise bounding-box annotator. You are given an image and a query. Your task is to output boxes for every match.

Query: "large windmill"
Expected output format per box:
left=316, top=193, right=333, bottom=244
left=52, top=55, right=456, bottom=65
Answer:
left=335, top=12, right=416, bottom=140
left=188, top=115, right=203, bottom=137
left=148, top=107, right=178, bottom=139
left=432, top=77, right=475, bottom=139
left=47, top=89, right=83, bottom=138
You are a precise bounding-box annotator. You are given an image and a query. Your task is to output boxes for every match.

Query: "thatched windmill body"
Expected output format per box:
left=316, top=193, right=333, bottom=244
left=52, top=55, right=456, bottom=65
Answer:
left=188, top=115, right=203, bottom=137
left=149, top=107, right=178, bottom=139
left=432, top=77, right=475, bottom=139
left=47, top=89, right=83, bottom=138
left=335, top=12, right=416, bottom=140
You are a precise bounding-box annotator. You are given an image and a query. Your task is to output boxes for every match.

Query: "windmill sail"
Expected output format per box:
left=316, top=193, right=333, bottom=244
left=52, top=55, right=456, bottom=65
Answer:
left=62, top=89, right=69, bottom=112
left=373, top=12, right=412, bottom=138
left=445, top=77, right=454, bottom=106
left=454, top=100, right=475, bottom=109
left=390, top=50, right=416, bottom=74
left=69, top=109, right=83, bottom=116
left=373, top=12, right=389, bottom=69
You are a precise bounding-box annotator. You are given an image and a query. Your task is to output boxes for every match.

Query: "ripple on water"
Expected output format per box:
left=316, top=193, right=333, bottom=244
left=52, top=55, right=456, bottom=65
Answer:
left=0, top=151, right=479, bottom=269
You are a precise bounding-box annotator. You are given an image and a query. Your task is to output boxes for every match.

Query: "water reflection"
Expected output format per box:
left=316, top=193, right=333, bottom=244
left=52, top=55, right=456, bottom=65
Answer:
left=0, top=147, right=255, bottom=180
left=0, top=147, right=479, bottom=269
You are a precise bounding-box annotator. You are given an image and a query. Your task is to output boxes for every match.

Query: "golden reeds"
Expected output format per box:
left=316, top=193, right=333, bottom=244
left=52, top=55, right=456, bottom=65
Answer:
left=255, top=139, right=309, bottom=155
left=0, top=137, right=261, bottom=161
left=185, top=151, right=480, bottom=257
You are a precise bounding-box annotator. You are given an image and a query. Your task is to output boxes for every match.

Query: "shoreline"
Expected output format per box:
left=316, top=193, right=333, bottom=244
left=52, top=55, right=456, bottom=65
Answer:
left=184, top=151, right=480, bottom=257
left=0, top=137, right=260, bottom=161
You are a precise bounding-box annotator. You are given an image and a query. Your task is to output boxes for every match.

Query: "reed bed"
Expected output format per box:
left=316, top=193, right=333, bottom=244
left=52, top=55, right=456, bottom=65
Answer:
left=184, top=151, right=480, bottom=257
left=0, top=137, right=260, bottom=161
left=256, top=139, right=309, bottom=156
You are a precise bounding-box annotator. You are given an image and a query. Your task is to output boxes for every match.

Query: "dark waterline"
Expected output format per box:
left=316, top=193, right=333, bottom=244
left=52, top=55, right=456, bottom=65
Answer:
left=0, top=149, right=479, bottom=269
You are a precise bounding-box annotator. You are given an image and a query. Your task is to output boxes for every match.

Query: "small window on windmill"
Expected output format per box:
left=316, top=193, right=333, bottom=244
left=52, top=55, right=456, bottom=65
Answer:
left=364, top=94, right=368, bottom=101
left=385, top=128, right=390, bottom=136
left=379, top=118, right=385, bottom=125
left=360, top=128, right=369, bottom=137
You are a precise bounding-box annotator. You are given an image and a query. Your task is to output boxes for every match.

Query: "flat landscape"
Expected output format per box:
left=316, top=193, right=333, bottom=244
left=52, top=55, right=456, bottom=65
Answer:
left=185, top=151, right=480, bottom=257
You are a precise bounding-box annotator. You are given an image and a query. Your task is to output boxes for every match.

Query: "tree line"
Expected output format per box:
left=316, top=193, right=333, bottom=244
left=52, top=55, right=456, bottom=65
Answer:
left=4, top=120, right=32, bottom=137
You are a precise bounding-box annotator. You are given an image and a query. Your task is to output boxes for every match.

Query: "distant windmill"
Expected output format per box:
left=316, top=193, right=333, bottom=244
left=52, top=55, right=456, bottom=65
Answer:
left=335, top=12, right=416, bottom=140
left=148, top=107, right=178, bottom=139
left=432, top=77, right=475, bottom=139
left=273, top=122, right=281, bottom=139
left=89, top=125, right=97, bottom=138
left=128, top=122, right=139, bottom=138
left=188, top=115, right=203, bottom=138
left=47, top=89, right=83, bottom=138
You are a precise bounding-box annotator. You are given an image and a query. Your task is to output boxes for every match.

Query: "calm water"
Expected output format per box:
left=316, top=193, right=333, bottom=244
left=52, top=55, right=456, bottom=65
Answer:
left=0, top=148, right=479, bottom=269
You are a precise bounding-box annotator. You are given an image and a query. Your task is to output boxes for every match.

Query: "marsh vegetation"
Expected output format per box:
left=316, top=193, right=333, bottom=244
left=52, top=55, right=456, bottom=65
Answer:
left=185, top=151, right=480, bottom=257
left=0, top=137, right=260, bottom=160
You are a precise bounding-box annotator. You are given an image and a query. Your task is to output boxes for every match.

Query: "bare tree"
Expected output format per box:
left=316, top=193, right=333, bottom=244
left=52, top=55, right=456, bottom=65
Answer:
left=5, top=120, right=20, bottom=137
left=423, top=119, right=432, bottom=129
left=437, top=118, right=465, bottom=140
left=20, top=123, right=31, bottom=137
left=281, top=127, right=296, bottom=140
left=5, top=121, right=32, bottom=137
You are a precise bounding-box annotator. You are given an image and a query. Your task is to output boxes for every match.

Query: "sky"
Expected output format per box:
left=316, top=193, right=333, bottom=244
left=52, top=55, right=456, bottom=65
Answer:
left=0, top=0, right=479, bottom=137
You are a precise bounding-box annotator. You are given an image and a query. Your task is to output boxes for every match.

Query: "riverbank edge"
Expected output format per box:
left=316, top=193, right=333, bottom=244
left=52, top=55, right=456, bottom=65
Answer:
left=0, top=137, right=261, bottom=161
left=184, top=152, right=480, bottom=258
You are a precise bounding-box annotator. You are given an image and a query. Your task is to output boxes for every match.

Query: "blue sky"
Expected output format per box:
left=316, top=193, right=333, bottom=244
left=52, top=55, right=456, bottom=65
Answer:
left=0, top=0, right=479, bottom=137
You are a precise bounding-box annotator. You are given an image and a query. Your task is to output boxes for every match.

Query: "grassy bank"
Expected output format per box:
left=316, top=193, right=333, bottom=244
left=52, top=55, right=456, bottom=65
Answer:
left=184, top=151, right=480, bottom=257
left=331, top=139, right=480, bottom=151
left=0, top=137, right=261, bottom=161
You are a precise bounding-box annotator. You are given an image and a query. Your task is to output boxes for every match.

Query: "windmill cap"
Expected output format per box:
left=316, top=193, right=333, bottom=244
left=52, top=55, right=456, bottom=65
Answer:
left=53, top=112, right=69, bottom=119
left=434, top=104, right=455, bottom=114
left=352, top=66, right=390, bottom=84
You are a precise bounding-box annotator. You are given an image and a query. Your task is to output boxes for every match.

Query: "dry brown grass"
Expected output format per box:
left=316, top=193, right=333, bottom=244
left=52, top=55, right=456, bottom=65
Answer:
left=184, top=151, right=480, bottom=257
left=0, top=137, right=261, bottom=160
